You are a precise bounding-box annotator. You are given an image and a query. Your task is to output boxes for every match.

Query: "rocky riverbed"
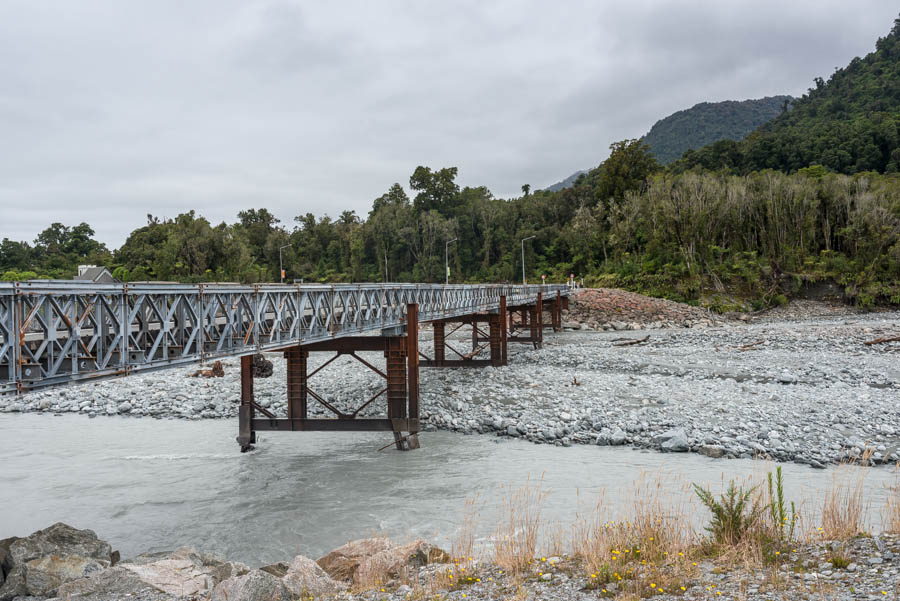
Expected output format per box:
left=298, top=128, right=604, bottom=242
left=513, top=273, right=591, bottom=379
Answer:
left=3, top=298, right=899, bottom=468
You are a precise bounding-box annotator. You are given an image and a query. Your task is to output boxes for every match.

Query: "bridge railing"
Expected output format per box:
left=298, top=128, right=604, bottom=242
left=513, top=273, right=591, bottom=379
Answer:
left=0, top=281, right=570, bottom=393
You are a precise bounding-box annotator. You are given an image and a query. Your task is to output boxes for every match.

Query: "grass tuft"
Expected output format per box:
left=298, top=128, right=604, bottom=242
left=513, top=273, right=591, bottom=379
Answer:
left=883, top=466, right=900, bottom=534
left=820, top=449, right=872, bottom=540
left=492, top=476, right=547, bottom=575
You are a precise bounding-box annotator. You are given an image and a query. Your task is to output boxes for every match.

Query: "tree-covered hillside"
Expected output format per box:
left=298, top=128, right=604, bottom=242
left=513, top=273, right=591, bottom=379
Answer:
left=642, top=96, right=792, bottom=164
left=678, top=16, right=900, bottom=174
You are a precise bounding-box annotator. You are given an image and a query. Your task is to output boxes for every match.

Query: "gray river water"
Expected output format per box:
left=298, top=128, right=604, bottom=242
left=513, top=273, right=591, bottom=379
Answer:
left=1, top=414, right=896, bottom=566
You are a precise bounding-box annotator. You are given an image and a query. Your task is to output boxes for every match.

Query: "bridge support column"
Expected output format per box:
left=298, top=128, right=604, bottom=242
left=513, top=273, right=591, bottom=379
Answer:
left=432, top=321, right=446, bottom=367
left=243, top=304, right=421, bottom=451
left=489, top=310, right=503, bottom=367
left=420, top=313, right=496, bottom=368
left=405, top=302, right=420, bottom=450
left=386, top=336, right=408, bottom=450
left=552, top=290, right=562, bottom=332
left=285, top=347, right=308, bottom=426
left=237, top=354, right=256, bottom=452
left=508, top=295, right=543, bottom=349
left=499, top=295, right=508, bottom=366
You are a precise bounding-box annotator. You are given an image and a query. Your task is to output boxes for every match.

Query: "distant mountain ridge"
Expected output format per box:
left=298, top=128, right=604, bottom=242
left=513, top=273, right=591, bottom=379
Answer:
left=642, top=96, right=792, bottom=164
left=678, top=16, right=900, bottom=174
left=544, top=95, right=791, bottom=190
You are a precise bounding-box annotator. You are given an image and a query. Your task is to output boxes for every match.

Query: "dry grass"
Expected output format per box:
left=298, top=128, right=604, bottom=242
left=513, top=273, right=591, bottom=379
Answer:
left=572, top=472, right=698, bottom=596
left=364, top=461, right=900, bottom=598
left=882, top=464, right=900, bottom=534
left=453, top=496, right=481, bottom=562
left=492, top=476, right=547, bottom=575
left=545, top=519, right=568, bottom=558
left=820, top=449, right=872, bottom=540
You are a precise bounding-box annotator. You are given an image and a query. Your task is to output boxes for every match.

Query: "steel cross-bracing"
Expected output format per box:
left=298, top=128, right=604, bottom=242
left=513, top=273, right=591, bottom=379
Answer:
left=0, top=281, right=570, bottom=395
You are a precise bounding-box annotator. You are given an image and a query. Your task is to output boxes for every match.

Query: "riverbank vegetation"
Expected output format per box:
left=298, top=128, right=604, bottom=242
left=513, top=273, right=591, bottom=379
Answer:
left=382, top=461, right=898, bottom=600
left=3, top=16, right=899, bottom=310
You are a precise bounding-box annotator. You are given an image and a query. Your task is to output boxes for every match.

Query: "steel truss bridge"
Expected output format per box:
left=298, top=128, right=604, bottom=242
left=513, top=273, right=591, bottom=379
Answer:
left=1, top=281, right=571, bottom=450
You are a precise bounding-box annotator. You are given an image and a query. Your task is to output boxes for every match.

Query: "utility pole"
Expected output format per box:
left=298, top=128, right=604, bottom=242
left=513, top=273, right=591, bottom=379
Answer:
left=279, top=243, right=292, bottom=283
left=445, top=238, right=458, bottom=285
left=521, top=235, right=535, bottom=285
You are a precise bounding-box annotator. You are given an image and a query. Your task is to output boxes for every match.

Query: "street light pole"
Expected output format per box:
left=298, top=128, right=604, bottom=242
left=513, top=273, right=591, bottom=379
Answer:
left=279, top=243, right=292, bottom=283
left=521, top=235, right=535, bottom=285
left=445, top=238, right=458, bottom=285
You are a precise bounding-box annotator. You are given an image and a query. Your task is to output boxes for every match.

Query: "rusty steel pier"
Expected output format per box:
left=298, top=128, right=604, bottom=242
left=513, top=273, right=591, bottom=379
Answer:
left=0, top=281, right=571, bottom=451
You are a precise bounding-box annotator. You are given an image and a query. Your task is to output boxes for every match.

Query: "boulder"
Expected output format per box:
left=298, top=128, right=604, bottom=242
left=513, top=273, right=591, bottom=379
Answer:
left=56, top=566, right=162, bottom=598
left=211, top=569, right=290, bottom=601
left=15, top=554, right=107, bottom=596
left=609, top=427, right=627, bottom=446
left=660, top=429, right=689, bottom=452
left=699, top=444, right=726, bottom=459
left=0, top=523, right=113, bottom=600
left=5, top=523, right=111, bottom=566
left=316, top=537, right=394, bottom=581
left=259, top=561, right=289, bottom=579
left=356, top=540, right=450, bottom=586
left=0, top=537, right=18, bottom=584
left=120, top=547, right=249, bottom=598
left=282, top=555, right=345, bottom=597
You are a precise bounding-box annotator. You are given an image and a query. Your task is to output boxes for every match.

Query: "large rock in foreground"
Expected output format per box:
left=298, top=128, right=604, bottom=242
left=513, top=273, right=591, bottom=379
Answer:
left=56, top=566, right=163, bottom=598
left=317, top=537, right=394, bottom=582
left=0, top=523, right=115, bottom=600
left=0, top=537, right=17, bottom=588
left=282, top=555, right=345, bottom=597
left=357, top=540, right=450, bottom=585
left=119, top=547, right=249, bottom=597
left=211, top=569, right=290, bottom=601
left=317, top=537, right=449, bottom=585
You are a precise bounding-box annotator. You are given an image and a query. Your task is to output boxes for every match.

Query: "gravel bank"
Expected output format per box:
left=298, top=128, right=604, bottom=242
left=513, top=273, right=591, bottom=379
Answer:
left=3, top=303, right=898, bottom=468
left=564, top=288, right=726, bottom=330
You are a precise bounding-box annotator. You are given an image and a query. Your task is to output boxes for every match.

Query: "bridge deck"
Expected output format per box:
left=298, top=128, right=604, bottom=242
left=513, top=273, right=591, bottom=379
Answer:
left=0, top=281, right=570, bottom=394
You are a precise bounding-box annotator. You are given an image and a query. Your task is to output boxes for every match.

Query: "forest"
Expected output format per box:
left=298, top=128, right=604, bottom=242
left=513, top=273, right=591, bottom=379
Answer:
left=676, top=16, right=900, bottom=175
left=2, top=16, right=900, bottom=311
left=641, top=96, right=791, bottom=165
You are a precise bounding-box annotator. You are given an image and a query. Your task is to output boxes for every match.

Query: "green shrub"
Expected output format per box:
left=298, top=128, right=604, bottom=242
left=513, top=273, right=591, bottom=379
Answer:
left=767, top=466, right=797, bottom=542
left=693, top=481, right=764, bottom=545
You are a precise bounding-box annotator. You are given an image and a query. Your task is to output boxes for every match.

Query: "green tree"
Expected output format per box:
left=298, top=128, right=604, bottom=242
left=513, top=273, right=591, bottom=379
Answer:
left=409, top=166, right=460, bottom=215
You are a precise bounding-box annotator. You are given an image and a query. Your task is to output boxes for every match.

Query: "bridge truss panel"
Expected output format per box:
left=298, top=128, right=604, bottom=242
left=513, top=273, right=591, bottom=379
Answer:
left=1, top=281, right=571, bottom=393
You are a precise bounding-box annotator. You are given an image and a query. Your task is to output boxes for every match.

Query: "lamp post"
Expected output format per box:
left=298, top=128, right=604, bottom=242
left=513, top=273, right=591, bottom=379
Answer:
left=521, top=235, right=535, bottom=285
left=279, top=243, right=292, bottom=283
left=445, top=238, right=457, bottom=285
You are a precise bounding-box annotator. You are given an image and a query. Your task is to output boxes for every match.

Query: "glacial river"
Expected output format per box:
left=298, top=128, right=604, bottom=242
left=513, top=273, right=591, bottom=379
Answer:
left=1, top=414, right=895, bottom=566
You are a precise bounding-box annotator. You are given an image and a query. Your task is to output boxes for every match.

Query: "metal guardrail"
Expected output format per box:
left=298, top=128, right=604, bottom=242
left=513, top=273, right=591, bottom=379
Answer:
left=0, top=281, right=570, bottom=394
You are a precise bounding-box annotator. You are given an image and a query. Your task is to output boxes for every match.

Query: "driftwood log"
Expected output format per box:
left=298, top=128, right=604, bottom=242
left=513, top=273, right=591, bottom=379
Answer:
left=864, top=335, right=900, bottom=346
left=612, top=335, right=650, bottom=347
left=737, top=340, right=765, bottom=351
left=191, top=361, right=224, bottom=378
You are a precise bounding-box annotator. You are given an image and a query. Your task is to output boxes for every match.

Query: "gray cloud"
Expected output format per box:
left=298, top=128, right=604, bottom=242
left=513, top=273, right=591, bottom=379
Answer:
left=0, top=0, right=896, bottom=246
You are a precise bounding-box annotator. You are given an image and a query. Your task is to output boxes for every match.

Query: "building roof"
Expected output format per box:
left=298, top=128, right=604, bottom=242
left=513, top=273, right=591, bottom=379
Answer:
left=73, top=266, right=117, bottom=283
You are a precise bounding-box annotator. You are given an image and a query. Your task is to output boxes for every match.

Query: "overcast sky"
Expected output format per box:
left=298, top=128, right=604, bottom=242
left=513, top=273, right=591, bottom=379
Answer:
left=2, top=1, right=897, bottom=247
